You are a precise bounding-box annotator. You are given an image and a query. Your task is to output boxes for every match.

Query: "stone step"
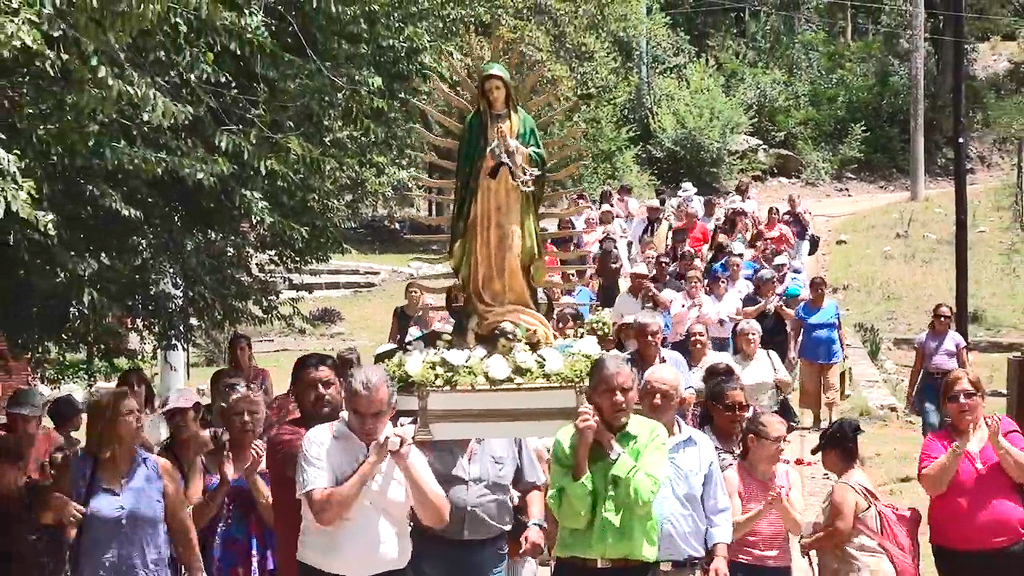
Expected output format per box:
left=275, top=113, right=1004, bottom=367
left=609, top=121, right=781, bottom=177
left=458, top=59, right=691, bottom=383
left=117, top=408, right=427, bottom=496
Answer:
left=302, top=262, right=391, bottom=277
left=286, top=274, right=382, bottom=291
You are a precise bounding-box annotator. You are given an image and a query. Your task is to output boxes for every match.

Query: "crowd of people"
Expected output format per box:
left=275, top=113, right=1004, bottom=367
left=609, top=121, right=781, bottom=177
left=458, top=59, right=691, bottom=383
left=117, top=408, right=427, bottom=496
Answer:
left=4, top=345, right=1021, bottom=576
left=1, top=180, right=1023, bottom=576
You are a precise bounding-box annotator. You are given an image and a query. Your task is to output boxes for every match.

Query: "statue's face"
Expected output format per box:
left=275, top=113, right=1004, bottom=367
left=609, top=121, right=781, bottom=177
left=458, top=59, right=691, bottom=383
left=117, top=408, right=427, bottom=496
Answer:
left=483, top=78, right=507, bottom=112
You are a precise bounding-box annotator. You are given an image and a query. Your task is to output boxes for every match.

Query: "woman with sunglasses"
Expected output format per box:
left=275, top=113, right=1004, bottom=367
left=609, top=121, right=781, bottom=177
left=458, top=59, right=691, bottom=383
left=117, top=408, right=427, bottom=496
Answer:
left=918, top=369, right=1024, bottom=574
left=724, top=412, right=803, bottom=576
left=701, top=363, right=751, bottom=471
left=905, top=303, right=969, bottom=435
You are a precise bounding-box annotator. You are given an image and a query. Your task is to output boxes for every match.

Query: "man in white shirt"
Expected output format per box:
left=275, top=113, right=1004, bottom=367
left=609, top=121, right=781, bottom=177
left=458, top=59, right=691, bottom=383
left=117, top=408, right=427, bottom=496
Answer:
left=296, top=366, right=450, bottom=576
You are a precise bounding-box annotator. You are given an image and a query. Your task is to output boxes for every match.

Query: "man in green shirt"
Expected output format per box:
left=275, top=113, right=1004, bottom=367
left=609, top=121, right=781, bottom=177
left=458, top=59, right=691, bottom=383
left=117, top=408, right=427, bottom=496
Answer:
left=547, top=354, right=670, bottom=575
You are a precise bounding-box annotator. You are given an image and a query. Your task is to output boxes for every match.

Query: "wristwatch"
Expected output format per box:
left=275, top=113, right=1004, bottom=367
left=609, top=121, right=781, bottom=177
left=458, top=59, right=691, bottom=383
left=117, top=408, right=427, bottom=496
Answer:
left=608, top=441, right=624, bottom=462
left=527, top=518, right=548, bottom=530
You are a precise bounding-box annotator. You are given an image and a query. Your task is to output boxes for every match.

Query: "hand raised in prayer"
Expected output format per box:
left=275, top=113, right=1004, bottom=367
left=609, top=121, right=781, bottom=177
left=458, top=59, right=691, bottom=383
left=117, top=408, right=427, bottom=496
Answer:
left=985, top=414, right=1003, bottom=446
left=243, top=440, right=265, bottom=480
left=574, top=403, right=599, bottom=445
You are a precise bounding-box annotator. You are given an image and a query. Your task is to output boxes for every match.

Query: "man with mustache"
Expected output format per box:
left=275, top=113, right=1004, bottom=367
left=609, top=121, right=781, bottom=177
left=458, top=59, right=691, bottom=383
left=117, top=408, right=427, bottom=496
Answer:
left=547, top=354, right=669, bottom=575
left=267, top=353, right=347, bottom=576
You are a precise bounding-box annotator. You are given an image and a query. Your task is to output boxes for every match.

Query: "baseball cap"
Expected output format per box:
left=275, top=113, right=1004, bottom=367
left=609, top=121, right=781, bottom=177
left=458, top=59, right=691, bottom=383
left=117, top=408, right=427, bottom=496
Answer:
left=46, top=394, right=83, bottom=428
left=160, top=387, right=203, bottom=414
left=811, top=417, right=865, bottom=455
left=772, top=254, right=790, bottom=266
left=730, top=241, right=746, bottom=255
left=5, top=387, right=46, bottom=417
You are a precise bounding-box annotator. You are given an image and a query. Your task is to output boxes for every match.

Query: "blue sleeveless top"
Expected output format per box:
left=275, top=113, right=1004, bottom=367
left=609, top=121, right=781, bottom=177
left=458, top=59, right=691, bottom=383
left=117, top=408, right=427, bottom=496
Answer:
left=71, top=448, right=171, bottom=576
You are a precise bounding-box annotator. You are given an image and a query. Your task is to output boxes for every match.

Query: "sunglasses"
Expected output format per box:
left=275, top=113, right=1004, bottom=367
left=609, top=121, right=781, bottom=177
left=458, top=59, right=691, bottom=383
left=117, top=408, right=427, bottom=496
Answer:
left=945, top=391, right=981, bottom=404
left=933, top=314, right=952, bottom=320
left=714, top=401, right=750, bottom=414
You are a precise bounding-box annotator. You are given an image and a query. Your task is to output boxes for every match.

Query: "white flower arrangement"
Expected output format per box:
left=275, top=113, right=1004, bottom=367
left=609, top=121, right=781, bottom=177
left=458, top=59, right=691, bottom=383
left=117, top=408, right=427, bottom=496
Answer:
left=384, top=336, right=599, bottom=391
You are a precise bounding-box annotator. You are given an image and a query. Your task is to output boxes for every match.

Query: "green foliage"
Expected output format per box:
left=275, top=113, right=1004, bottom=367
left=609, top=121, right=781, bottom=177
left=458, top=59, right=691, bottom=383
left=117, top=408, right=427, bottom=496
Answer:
left=0, top=1, right=437, bottom=358
left=646, top=62, right=750, bottom=189
left=853, top=322, right=883, bottom=363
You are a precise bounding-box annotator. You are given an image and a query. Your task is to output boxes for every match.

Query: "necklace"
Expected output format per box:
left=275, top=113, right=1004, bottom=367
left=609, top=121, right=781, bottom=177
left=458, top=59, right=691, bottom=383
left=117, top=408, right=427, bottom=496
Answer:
left=490, top=109, right=510, bottom=123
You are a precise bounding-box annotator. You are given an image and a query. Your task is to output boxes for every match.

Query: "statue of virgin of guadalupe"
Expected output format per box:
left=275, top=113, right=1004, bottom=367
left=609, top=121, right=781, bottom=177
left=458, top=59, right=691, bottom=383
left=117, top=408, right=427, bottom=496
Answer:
left=449, top=62, right=555, bottom=343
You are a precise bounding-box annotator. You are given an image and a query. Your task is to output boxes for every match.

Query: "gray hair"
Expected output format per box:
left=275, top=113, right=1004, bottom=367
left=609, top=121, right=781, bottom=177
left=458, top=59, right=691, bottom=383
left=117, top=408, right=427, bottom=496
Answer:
left=345, top=365, right=397, bottom=408
left=735, top=319, right=763, bottom=337
left=588, top=353, right=634, bottom=393
left=753, top=269, right=777, bottom=285
left=634, top=310, right=664, bottom=333
left=642, top=363, right=684, bottom=396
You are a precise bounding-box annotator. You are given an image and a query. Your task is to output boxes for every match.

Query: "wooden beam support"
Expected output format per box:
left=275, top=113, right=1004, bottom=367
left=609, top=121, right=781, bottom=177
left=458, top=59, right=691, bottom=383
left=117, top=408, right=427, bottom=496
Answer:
left=422, top=153, right=456, bottom=172
left=406, top=192, right=455, bottom=203
left=523, top=92, right=558, bottom=114
left=543, top=187, right=585, bottom=203
left=539, top=205, right=591, bottom=219
left=432, top=76, right=472, bottom=114
left=411, top=125, right=459, bottom=152
left=412, top=101, right=463, bottom=134
left=414, top=175, right=456, bottom=191
left=547, top=127, right=586, bottom=151
left=548, top=145, right=583, bottom=166
left=549, top=161, right=584, bottom=183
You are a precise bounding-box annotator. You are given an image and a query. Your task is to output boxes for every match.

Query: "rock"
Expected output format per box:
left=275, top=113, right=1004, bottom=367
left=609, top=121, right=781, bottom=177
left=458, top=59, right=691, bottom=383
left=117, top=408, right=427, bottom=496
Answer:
left=975, top=227, right=989, bottom=234
left=934, top=208, right=945, bottom=214
left=882, top=246, right=892, bottom=252
left=836, top=234, right=849, bottom=245
left=895, top=230, right=909, bottom=239
left=923, top=232, right=937, bottom=240
left=768, top=148, right=804, bottom=178
left=729, top=134, right=764, bottom=152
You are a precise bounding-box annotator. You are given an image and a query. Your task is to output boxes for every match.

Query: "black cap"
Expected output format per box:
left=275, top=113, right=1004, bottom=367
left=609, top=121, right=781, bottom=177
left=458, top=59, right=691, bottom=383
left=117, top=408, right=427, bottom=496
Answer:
left=810, top=417, right=864, bottom=456
left=46, top=394, right=84, bottom=428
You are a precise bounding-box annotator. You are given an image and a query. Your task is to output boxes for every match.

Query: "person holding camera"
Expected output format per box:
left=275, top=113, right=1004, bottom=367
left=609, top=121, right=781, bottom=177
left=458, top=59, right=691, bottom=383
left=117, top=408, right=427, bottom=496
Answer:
left=295, top=366, right=449, bottom=576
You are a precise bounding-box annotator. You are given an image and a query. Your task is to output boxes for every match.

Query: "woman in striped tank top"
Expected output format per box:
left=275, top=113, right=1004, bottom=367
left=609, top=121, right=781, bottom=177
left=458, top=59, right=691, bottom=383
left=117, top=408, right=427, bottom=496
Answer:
left=724, top=412, right=804, bottom=576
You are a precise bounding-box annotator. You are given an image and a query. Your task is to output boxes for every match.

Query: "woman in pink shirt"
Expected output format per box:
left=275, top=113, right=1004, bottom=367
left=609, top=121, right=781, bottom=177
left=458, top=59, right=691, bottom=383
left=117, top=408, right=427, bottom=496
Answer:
left=917, top=369, right=1024, bottom=574
left=760, top=207, right=795, bottom=256
left=724, top=412, right=804, bottom=576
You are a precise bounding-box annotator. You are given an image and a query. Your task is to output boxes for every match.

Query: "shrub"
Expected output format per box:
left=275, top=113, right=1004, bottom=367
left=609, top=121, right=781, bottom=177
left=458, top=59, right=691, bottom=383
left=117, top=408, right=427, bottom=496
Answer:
left=309, top=307, right=345, bottom=325
left=646, top=61, right=750, bottom=189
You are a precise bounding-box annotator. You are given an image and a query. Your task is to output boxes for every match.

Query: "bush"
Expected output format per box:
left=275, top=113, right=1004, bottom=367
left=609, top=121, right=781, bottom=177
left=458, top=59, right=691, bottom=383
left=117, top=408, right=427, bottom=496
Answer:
left=646, top=61, right=750, bottom=189
left=309, top=307, right=345, bottom=325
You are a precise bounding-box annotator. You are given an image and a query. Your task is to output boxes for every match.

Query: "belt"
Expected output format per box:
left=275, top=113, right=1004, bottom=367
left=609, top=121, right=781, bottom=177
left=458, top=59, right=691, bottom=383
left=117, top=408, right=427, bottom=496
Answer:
left=659, top=558, right=703, bottom=570
left=558, top=556, right=650, bottom=569
left=925, top=369, right=951, bottom=378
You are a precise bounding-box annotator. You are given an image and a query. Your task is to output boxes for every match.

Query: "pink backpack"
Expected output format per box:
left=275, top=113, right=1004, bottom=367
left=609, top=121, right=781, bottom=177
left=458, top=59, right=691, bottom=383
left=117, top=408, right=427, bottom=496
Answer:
left=842, top=481, right=922, bottom=576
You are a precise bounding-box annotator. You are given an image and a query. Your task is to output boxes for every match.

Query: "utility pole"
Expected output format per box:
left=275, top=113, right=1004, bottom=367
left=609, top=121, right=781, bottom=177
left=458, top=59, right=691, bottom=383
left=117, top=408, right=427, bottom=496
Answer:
left=636, top=0, right=650, bottom=139
left=909, top=0, right=925, bottom=201
left=952, top=0, right=969, bottom=341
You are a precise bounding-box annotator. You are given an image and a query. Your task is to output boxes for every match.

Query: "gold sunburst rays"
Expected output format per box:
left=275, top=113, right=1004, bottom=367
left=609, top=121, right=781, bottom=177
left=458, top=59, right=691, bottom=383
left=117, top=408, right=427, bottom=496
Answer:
left=409, top=35, right=588, bottom=230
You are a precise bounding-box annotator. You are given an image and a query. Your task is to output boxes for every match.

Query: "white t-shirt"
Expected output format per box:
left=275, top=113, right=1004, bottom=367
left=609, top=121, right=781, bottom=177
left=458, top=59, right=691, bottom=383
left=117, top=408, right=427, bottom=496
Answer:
left=726, top=278, right=754, bottom=300
left=707, top=292, right=742, bottom=339
left=295, top=418, right=439, bottom=576
left=610, top=291, right=645, bottom=324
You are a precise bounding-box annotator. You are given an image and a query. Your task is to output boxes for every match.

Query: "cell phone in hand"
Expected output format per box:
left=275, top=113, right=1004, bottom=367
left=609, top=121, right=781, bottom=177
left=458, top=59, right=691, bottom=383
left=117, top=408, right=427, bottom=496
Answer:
left=387, top=436, right=403, bottom=452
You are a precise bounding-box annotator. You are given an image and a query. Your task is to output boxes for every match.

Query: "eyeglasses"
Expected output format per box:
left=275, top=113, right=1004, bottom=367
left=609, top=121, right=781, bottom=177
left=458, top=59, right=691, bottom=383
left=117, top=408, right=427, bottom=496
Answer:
left=933, top=314, right=952, bottom=320
left=755, top=433, right=790, bottom=445
left=945, top=391, right=981, bottom=404
left=714, top=402, right=750, bottom=414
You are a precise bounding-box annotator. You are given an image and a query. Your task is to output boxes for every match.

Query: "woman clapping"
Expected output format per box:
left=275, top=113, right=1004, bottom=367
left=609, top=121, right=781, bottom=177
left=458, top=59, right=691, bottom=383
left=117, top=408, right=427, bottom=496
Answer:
left=917, top=369, right=1024, bottom=574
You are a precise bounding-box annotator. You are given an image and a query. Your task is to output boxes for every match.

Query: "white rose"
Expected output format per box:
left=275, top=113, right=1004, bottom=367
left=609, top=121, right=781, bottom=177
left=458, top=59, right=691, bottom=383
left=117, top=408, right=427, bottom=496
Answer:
left=483, top=354, right=513, bottom=381
left=441, top=348, right=471, bottom=367
left=571, top=335, right=603, bottom=358
left=471, top=346, right=489, bottom=359
left=404, top=350, right=427, bottom=378
left=512, top=346, right=538, bottom=371
left=537, top=347, right=565, bottom=374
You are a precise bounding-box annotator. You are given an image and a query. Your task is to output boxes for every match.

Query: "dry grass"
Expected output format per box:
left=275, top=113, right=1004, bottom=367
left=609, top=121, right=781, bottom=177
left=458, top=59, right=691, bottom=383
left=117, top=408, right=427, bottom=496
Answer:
left=829, top=183, right=1023, bottom=339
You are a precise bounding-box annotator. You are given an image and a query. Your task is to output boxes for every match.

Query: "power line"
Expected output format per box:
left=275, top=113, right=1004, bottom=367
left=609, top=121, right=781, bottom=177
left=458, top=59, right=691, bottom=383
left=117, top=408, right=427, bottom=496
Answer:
left=691, top=0, right=989, bottom=44
left=664, top=0, right=1023, bottom=27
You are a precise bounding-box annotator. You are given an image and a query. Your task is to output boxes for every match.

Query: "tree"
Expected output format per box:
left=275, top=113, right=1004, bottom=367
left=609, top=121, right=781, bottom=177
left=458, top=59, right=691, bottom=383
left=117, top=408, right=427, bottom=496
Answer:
left=0, top=0, right=439, bottom=357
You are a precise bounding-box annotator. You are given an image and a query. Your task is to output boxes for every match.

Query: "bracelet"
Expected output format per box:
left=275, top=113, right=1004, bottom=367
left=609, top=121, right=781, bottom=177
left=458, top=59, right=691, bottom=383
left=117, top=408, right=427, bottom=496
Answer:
left=950, top=442, right=964, bottom=454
